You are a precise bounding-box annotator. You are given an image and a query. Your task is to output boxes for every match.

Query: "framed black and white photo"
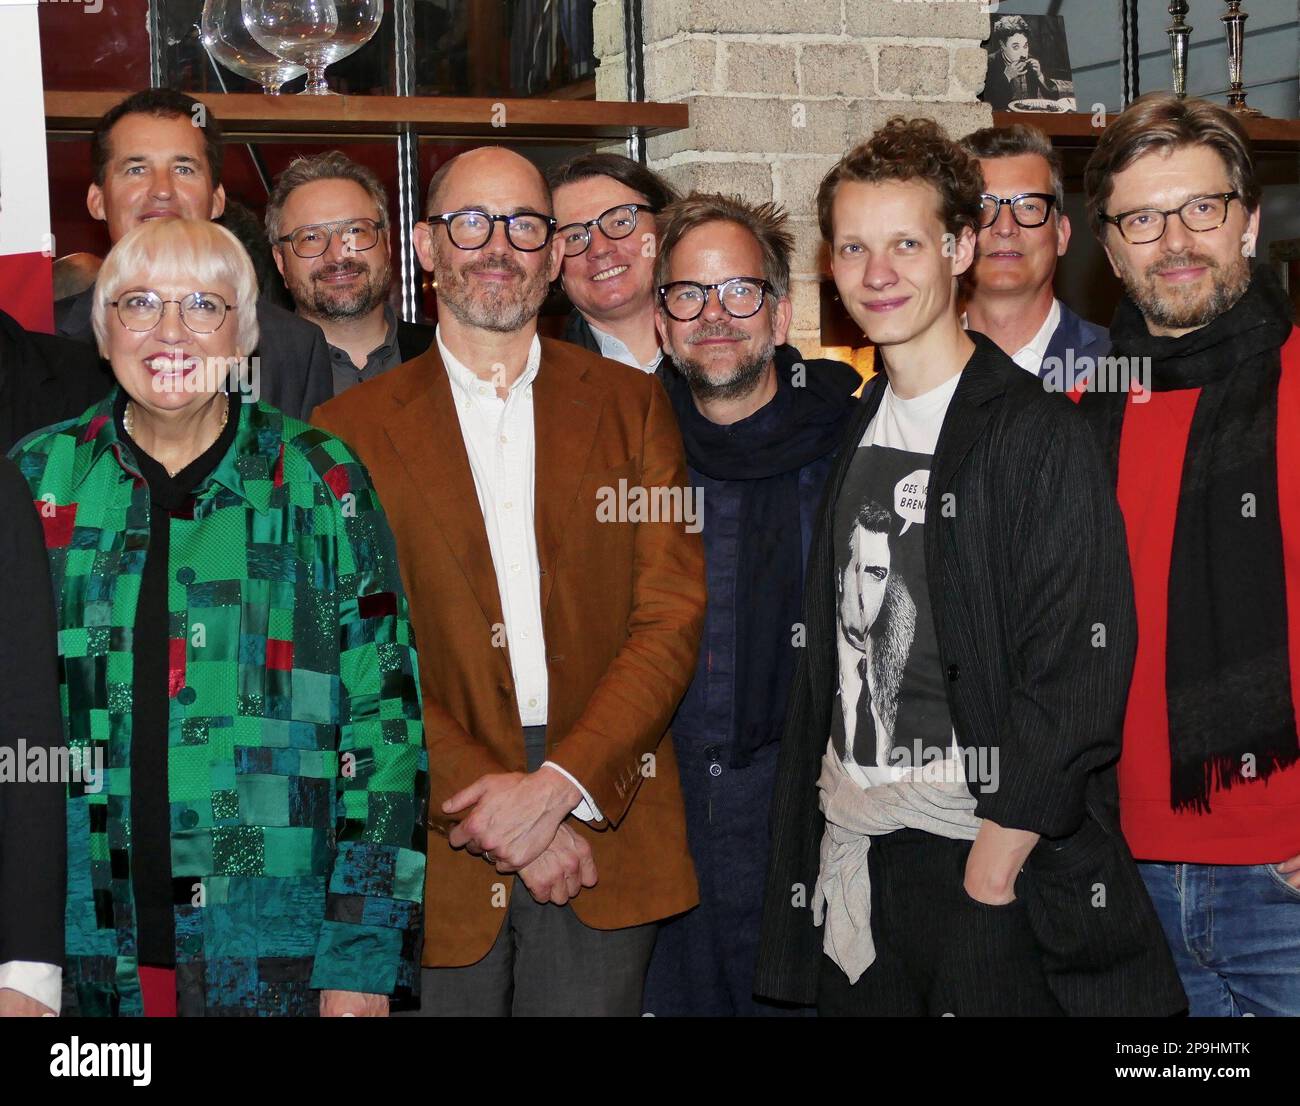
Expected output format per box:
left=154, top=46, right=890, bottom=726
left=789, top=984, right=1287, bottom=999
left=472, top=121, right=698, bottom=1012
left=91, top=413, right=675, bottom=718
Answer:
left=982, top=12, right=1077, bottom=113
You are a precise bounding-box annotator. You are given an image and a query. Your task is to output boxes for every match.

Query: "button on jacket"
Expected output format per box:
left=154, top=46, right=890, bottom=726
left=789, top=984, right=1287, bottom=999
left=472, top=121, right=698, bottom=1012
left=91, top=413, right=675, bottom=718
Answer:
left=10, top=396, right=428, bottom=1016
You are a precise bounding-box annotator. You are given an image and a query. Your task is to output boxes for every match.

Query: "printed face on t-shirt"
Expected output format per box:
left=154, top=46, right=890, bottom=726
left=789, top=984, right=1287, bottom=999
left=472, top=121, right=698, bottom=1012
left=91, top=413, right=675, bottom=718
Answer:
left=839, top=524, right=890, bottom=650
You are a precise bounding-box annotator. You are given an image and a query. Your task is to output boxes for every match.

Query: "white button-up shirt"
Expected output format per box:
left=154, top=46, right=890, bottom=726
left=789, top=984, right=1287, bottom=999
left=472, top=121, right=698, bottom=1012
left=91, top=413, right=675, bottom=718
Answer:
left=589, top=321, right=663, bottom=374
left=961, top=297, right=1060, bottom=377
left=437, top=327, right=599, bottom=819
left=1010, top=297, right=1060, bottom=377
left=0, top=961, right=60, bottom=1013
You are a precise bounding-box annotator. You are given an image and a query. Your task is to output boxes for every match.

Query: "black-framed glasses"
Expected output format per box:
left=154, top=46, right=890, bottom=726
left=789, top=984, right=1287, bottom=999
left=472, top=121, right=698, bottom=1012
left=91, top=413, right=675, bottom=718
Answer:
left=109, top=289, right=235, bottom=334
left=557, top=204, right=657, bottom=257
left=658, top=277, right=773, bottom=322
left=277, top=217, right=385, bottom=259
left=979, top=192, right=1057, bottom=229
left=1100, top=191, right=1240, bottom=245
left=427, top=209, right=557, bottom=252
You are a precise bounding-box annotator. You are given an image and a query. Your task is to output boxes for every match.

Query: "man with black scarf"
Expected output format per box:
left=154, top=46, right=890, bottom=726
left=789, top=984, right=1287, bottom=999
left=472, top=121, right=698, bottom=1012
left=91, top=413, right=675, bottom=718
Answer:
left=1083, top=92, right=1300, bottom=1017
left=640, top=194, right=859, bottom=1015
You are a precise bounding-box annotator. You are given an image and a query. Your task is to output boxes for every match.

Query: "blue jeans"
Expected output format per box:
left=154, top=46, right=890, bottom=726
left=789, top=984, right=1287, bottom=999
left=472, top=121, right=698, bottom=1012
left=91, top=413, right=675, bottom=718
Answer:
left=1139, top=860, right=1300, bottom=1016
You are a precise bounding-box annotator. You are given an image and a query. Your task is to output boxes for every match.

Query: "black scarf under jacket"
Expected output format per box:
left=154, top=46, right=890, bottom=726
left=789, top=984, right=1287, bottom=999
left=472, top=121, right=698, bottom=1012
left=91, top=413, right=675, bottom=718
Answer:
left=661, top=345, right=859, bottom=766
left=1081, top=267, right=1298, bottom=813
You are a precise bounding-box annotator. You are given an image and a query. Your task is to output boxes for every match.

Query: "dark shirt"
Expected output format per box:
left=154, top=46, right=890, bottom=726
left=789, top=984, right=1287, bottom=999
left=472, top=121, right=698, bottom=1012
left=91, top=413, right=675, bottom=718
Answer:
left=327, top=305, right=404, bottom=395
left=0, top=307, right=111, bottom=453
left=115, top=390, right=240, bottom=967
left=672, top=469, right=743, bottom=749
left=0, top=455, right=66, bottom=972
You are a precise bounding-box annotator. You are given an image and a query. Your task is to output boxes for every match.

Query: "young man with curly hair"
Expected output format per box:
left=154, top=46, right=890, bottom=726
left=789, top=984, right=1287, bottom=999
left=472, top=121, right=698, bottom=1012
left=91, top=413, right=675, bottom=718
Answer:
left=755, top=117, right=1185, bottom=1017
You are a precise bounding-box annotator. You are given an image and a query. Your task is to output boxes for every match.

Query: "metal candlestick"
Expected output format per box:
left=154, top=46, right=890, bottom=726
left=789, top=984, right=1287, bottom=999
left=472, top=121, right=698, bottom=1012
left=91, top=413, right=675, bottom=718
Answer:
left=1221, top=2, right=1262, bottom=116
left=1167, top=2, right=1191, bottom=99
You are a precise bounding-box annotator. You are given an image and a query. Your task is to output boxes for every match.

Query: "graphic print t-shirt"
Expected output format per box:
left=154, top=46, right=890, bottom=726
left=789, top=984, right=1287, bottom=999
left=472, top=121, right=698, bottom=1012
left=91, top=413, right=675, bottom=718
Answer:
left=831, top=372, right=967, bottom=789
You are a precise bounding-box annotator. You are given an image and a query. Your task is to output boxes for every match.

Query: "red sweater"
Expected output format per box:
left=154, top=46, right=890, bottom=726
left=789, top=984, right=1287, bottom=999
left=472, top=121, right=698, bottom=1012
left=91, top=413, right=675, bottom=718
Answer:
left=1111, top=326, right=1300, bottom=863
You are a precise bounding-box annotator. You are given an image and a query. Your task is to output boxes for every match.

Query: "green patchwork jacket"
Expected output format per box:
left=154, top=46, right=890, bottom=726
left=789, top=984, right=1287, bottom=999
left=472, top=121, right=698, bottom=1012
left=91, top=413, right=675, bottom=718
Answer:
left=10, top=393, right=427, bottom=1016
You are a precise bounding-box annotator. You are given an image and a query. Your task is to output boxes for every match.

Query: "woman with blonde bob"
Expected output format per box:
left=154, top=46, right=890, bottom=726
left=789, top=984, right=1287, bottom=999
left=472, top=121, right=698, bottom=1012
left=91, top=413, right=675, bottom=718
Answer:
left=10, top=217, right=428, bottom=1017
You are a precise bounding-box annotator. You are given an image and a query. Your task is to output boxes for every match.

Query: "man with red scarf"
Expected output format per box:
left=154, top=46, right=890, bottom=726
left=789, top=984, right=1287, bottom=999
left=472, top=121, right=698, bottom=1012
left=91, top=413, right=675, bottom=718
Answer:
left=1082, top=92, right=1300, bottom=1017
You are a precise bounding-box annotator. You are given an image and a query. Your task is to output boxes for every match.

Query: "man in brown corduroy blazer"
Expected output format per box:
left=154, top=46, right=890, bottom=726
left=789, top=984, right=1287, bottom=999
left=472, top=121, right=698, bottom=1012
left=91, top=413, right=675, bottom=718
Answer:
left=312, top=146, right=703, bottom=1016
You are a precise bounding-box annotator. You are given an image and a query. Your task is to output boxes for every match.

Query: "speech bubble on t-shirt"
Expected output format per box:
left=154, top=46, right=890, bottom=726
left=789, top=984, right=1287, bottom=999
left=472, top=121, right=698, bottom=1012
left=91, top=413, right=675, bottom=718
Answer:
left=894, top=470, right=929, bottom=534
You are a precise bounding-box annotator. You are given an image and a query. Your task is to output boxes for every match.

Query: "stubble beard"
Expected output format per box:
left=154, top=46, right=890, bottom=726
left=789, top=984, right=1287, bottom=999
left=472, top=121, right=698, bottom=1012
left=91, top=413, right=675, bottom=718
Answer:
left=293, top=257, right=392, bottom=322
left=672, top=328, right=776, bottom=403
left=1119, top=248, right=1251, bottom=332
left=435, top=248, right=551, bottom=334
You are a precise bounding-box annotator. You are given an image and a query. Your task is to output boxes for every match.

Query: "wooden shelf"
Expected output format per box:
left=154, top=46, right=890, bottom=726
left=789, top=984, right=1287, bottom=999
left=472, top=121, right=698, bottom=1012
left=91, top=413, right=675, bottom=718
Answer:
left=45, top=90, right=688, bottom=143
left=993, top=110, right=1300, bottom=154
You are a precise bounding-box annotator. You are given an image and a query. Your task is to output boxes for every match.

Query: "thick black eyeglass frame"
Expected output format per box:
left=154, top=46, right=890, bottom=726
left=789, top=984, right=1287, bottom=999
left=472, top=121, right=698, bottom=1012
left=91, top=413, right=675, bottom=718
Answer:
left=277, top=217, right=385, bottom=259
left=109, top=290, right=236, bottom=334
left=978, top=192, right=1058, bottom=229
left=657, top=277, right=773, bottom=322
left=426, top=209, right=558, bottom=252
left=556, top=204, right=658, bottom=257
left=1099, top=191, right=1240, bottom=244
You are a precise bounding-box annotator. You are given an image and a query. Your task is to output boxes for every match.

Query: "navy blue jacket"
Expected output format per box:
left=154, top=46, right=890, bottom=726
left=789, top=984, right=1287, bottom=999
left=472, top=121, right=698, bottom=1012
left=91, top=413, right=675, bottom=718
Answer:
left=1041, top=301, right=1111, bottom=387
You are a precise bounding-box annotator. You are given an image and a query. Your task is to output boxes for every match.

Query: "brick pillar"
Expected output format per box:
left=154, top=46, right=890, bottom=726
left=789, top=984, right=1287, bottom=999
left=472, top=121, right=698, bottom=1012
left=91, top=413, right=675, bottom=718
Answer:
left=593, top=0, right=993, bottom=358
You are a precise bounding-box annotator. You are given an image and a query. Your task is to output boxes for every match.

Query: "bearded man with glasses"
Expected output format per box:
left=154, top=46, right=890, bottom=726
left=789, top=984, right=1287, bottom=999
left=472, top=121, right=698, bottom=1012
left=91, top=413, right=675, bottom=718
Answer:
left=267, top=152, right=434, bottom=397
left=642, top=193, right=859, bottom=1016
left=961, top=123, right=1110, bottom=388
left=311, top=145, right=705, bottom=1017
left=1081, top=92, right=1300, bottom=1018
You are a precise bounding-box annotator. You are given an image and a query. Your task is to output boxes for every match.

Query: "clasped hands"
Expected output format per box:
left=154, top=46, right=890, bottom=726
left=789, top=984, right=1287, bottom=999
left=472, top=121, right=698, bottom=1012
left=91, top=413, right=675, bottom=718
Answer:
left=443, top=767, right=598, bottom=905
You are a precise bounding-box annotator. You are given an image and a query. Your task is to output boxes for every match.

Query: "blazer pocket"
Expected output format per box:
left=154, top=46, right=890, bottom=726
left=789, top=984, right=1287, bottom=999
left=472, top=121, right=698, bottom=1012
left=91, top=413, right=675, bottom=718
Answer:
left=1026, top=812, right=1110, bottom=875
left=584, top=455, right=642, bottom=491
left=1022, top=818, right=1154, bottom=973
left=584, top=457, right=643, bottom=523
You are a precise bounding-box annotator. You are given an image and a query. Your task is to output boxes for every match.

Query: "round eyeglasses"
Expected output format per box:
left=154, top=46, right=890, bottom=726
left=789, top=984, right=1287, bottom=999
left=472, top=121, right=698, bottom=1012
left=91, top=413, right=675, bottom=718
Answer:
left=557, top=204, right=657, bottom=257
left=1100, top=191, right=1239, bottom=245
left=278, top=218, right=384, bottom=259
left=428, top=209, right=557, bottom=252
left=979, top=192, right=1057, bottom=229
left=658, top=277, right=772, bottom=322
left=110, top=290, right=234, bottom=334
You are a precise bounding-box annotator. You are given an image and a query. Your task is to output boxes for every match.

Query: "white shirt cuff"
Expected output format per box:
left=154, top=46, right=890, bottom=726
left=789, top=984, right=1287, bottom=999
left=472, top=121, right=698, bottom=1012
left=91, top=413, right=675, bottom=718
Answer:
left=0, top=960, right=61, bottom=1014
left=541, top=761, right=603, bottom=822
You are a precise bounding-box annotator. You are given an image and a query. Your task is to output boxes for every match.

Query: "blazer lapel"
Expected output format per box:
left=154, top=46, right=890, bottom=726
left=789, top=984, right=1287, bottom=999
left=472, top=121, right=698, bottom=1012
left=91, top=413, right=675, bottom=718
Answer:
left=383, top=348, right=505, bottom=630
left=1040, top=303, right=1085, bottom=379
left=929, top=337, right=1006, bottom=504
left=532, top=345, right=602, bottom=613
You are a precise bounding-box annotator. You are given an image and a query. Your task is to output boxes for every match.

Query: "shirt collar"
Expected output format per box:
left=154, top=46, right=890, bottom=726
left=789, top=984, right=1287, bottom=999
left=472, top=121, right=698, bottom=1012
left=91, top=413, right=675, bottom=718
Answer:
left=1013, top=297, right=1060, bottom=367
left=73, top=388, right=278, bottom=513
left=436, top=324, right=541, bottom=400
left=960, top=298, right=1061, bottom=373
left=587, top=320, right=663, bottom=373
left=327, top=303, right=400, bottom=365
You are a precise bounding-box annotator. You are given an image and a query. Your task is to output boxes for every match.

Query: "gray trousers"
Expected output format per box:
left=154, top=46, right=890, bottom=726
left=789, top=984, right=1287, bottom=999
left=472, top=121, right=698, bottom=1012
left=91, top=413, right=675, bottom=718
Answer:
left=401, top=725, right=657, bottom=1017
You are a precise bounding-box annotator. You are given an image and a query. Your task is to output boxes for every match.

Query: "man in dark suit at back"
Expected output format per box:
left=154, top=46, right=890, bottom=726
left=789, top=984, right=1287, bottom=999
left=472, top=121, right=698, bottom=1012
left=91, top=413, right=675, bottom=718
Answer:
left=0, top=306, right=111, bottom=453
left=54, top=89, right=334, bottom=420
left=961, top=123, right=1109, bottom=393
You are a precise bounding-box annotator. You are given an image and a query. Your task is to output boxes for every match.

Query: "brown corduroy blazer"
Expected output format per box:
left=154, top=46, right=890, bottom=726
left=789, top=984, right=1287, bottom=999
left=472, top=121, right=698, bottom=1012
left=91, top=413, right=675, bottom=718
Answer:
left=312, top=336, right=703, bottom=967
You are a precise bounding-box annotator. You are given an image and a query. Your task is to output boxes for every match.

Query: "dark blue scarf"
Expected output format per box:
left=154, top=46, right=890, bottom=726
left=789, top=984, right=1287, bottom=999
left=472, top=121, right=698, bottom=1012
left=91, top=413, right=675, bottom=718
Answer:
left=662, top=345, right=859, bottom=765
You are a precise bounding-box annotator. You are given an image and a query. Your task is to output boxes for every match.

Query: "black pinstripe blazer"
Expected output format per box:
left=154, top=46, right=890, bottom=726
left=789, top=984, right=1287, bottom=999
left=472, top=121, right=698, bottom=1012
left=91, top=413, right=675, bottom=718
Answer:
left=755, top=332, right=1186, bottom=1016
